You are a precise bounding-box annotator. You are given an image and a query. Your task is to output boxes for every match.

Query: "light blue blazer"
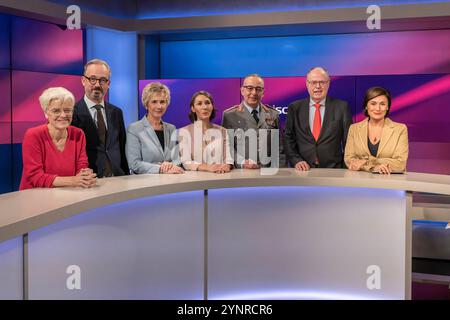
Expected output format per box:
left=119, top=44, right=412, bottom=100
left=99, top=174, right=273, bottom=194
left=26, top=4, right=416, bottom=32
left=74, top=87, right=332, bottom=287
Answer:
left=126, top=116, right=181, bottom=174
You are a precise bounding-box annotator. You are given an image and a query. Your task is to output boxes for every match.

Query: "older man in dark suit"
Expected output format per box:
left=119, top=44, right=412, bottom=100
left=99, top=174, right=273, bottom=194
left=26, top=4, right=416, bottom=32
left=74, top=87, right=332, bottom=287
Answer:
left=72, top=59, right=129, bottom=177
left=285, top=67, right=352, bottom=170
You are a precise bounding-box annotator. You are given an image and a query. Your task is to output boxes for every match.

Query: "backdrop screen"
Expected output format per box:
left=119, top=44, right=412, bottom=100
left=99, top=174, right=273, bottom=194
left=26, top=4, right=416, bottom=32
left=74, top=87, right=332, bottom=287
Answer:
left=11, top=16, right=83, bottom=75
left=140, top=74, right=450, bottom=174
left=12, top=71, right=85, bottom=144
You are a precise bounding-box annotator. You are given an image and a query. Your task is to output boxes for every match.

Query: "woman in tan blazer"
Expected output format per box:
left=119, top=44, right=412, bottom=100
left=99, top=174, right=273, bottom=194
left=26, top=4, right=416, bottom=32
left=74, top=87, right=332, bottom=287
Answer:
left=344, top=87, right=408, bottom=174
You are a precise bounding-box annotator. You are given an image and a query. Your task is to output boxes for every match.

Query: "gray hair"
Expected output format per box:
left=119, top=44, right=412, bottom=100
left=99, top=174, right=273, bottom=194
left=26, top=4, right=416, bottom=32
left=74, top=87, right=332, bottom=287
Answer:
left=306, top=67, right=330, bottom=81
left=39, top=87, right=75, bottom=112
left=84, top=58, right=111, bottom=77
left=141, top=82, right=171, bottom=108
left=242, top=73, right=264, bottom=87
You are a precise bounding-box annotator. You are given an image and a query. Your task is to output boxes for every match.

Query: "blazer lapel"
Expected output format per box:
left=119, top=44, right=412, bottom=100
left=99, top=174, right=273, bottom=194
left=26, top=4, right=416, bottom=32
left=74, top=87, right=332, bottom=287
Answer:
left=79, top=99, right=98, bottom=132
left=162, top=122, right=171, bottom=159
left=142, top=117, right=164, bottom=157
left=377, top=118, right=394, bottom=156
left=257, top=107, right=271, bottom=128
left=299, top=100, right=314, bottom=141
left=357, top=119, right=371, bottom=156
left=105, top=103, right=113, bottom=148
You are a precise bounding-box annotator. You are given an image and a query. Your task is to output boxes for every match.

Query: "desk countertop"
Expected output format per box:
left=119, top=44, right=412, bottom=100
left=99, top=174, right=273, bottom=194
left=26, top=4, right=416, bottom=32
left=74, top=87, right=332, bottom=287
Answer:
left=1, top=169, right=450, bottom=243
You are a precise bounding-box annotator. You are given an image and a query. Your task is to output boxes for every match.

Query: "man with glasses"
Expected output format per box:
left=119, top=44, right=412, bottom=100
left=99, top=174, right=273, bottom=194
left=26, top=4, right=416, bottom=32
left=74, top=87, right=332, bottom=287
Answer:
left=222, top=74, right=285, bottom=169
left=285, top=67, right=352, bottom=170
left=72, top=59, right=129, bottom=177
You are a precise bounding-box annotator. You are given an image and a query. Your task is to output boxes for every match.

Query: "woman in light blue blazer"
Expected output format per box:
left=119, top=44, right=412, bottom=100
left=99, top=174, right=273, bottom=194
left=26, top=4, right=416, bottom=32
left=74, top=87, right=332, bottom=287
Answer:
left=126, top=82, right=184, bottom=174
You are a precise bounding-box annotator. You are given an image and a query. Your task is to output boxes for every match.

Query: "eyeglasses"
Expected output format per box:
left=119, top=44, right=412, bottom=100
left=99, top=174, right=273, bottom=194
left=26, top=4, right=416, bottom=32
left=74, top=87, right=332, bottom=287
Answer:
left=83, top=75, right=109, bottom=85
left=242, top=85, right=264, bottom=93
left=48, top=108, right=74, bottom=116
left=307, top=80, right=329, bottom=87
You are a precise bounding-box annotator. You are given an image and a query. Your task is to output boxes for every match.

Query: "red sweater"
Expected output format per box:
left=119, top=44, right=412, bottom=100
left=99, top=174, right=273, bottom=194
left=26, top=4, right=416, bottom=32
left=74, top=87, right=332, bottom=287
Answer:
left=19, top=125, right=89, bottom=190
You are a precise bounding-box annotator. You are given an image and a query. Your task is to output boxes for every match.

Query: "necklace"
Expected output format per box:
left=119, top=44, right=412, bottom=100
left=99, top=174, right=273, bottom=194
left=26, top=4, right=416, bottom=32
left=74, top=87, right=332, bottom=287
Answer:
left=368, top=121, right=383, bottom=144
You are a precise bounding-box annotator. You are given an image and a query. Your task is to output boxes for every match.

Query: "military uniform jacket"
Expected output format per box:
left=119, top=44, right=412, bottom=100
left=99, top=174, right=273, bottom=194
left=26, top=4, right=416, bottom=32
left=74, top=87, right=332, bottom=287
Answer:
left=221, top=102, right=285, bottom=167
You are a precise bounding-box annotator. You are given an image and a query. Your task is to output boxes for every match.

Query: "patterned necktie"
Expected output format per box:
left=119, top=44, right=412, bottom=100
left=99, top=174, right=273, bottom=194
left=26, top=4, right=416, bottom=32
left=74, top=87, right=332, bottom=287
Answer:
left=312, top=103, right=322, bottom=141
left=251, top=109, right=259, bottom=124
left=94, top=105, right=112, bottom=177
left=94, top=105, right=106, bottom=145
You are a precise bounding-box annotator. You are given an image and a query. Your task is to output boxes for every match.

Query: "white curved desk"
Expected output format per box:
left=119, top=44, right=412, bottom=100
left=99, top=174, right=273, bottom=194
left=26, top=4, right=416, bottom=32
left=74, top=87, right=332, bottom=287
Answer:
left=1, top=169, right=449, bottom=300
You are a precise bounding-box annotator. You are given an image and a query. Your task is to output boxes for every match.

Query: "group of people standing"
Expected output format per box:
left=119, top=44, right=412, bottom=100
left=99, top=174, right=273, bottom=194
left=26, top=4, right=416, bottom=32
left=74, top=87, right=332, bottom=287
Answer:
left=19, top=59, right=409, bottom=190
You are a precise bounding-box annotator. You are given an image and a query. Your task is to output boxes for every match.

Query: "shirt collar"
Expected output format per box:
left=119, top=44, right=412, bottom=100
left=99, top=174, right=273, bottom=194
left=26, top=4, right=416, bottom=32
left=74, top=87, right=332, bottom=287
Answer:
left=309, top=98, right=326, bottom=108
left=243, top=101, right=261, bottom=114
left=84, top=95, right=105, bottom=109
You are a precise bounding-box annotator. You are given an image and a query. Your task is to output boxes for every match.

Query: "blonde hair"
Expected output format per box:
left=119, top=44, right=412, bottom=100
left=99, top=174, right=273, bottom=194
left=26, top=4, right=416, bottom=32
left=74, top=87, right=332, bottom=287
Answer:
left=141, top=82, right=171, bottom=108
left=39, top=87, right=75, bottom=112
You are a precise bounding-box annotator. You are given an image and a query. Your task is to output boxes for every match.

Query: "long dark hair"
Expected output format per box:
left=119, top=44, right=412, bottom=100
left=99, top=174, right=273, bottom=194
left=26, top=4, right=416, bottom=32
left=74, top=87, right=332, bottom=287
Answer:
left=188, top=91, right=216, bottom=122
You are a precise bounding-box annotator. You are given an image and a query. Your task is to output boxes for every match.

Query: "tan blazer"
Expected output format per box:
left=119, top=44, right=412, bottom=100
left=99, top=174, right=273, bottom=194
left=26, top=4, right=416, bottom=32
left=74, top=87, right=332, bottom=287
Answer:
left=344, top=118, right=409, bottom=172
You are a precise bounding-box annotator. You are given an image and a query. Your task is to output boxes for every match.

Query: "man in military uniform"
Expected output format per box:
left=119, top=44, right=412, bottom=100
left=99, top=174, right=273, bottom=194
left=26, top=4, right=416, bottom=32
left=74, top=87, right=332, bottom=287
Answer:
left=222, top=74, right=285, bottom=169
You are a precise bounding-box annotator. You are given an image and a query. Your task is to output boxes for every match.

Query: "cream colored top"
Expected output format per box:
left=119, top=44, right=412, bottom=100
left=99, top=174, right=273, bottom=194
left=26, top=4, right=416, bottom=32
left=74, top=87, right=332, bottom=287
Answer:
left=178, top=122, right=234, bottom=171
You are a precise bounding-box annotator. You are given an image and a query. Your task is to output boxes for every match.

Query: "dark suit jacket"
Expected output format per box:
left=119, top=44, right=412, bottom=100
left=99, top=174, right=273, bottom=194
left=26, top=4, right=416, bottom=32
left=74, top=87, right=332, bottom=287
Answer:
left=72, top=99, right=129, bottom=177
left=285, top=97, right=352, bottom=168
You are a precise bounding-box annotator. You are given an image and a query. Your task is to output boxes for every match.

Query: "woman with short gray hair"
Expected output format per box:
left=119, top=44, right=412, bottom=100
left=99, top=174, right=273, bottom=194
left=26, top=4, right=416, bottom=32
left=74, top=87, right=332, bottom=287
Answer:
left=19, top=87, right=97, bottom=190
